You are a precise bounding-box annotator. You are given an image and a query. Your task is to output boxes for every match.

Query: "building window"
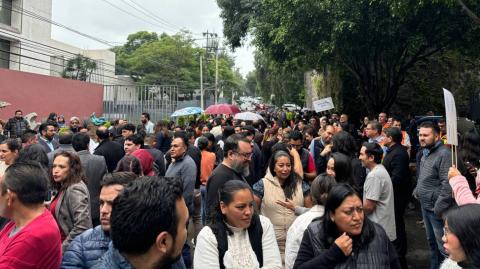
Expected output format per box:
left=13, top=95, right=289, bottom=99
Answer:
left=0, top=39, right=10, bottom=68
left=0, top=0, right=13, bottom=26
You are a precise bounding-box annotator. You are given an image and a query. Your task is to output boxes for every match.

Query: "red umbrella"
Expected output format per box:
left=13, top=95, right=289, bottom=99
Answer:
left=205, top=104, right=241, bottom=115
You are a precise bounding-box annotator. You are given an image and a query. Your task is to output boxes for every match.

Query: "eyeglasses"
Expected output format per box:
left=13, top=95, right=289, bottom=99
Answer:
left=342, top=207, right=364, bottom=216
left=234, top=151, right=253, bottom=159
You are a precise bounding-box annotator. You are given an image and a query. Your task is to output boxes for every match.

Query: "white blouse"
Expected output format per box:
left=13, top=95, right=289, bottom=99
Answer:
left=194, top=215, right=282, bottom=269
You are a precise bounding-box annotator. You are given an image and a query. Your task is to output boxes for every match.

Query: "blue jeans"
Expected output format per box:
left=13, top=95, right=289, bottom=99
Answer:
left=200, top=185, right=207, bottom=225
left=421, top=206, right=447, bottom=269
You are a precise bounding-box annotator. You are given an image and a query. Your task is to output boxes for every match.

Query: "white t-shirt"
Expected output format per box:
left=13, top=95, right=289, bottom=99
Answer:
left=363, top=164, right=397, bottom=241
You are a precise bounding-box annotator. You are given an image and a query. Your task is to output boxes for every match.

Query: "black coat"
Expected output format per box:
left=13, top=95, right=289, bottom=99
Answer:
left=94, top=140, right=125, bottom=173
left=294, top=219, right=400, bottom=269
left=383, top=143, right=411, bottom=192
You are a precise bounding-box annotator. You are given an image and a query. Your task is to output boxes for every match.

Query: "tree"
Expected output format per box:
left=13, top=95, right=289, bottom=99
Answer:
left=62, top=54, right=97, bottom=81
left=217, top=0, right=480, bottom=114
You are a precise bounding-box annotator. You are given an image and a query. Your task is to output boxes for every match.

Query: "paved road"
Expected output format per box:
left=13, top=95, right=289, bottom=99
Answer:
left=405, top=206, right=430, bottom=269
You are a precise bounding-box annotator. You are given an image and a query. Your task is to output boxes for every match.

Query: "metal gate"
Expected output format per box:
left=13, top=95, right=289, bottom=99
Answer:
left=103, top=85, right=178, bottom=124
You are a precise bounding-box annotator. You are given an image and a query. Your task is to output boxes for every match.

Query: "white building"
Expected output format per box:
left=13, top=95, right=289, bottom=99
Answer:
left=0, top=0, right=117, bottom=84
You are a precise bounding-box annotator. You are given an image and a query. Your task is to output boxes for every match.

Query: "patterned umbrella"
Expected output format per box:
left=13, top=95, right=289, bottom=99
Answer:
left=234, top=112, right=264, bottom=121
left=171, top=107, right=203, bottom=117
left=205, top=104, right=241, bottom=115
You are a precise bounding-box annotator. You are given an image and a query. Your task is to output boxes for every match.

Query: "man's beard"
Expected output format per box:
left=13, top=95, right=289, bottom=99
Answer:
left=231, top=160, right=249, bottom=177
left=153, top=246, right=182, bottom=269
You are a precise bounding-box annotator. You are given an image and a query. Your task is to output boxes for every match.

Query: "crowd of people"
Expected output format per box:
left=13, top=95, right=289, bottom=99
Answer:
left=0, top=108, right=479, bottom=269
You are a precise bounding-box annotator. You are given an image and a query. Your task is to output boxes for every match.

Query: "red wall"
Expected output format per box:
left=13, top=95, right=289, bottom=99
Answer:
left=0, top=68, right=103, bottom=122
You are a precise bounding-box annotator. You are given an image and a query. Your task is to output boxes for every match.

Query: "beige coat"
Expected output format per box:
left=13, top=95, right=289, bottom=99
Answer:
left=259, top=173, right=304, bottom=258
left=55, top=181, right=92, bottom=251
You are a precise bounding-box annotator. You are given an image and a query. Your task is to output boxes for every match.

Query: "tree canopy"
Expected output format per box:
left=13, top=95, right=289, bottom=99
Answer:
left=217, top=0, right=480, bottom=114
left=112, top=31, right=243, bottom=100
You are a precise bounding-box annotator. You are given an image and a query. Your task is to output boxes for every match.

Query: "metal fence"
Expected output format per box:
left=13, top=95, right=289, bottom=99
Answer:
left=103, top=85, right=178, bottom=124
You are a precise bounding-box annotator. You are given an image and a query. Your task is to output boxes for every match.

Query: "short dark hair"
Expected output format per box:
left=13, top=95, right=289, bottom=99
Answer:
left=384, top=127, right=402, bottom=144
left=142, top=112, right=150, bottom=121
left=173, top=131, right=188, bottom=147
left=203, top=133, right=215, bottom=144
left=58, top=130, right=73, bottom=145
left=368, top=121, right=382, bottom=134
left=39, top=122, right=56, bottom=134
left=125, top=134, right=144, bottom=147
left=20, top=130, right=37, bottom=144
left=2, top=161, right=49, bottom=204
left=419, top=121, right=440, bottom=134
left=223, top=126, right=235, bottom=139
left=96, top=127, right=110, bottom=140
left=100, top=172, right=138, bottom=188
left=0, top=138, right=21, bottom=152
left=110, top=176, right=184, bottom=255
left=311, top=173, right=336, bottom=205
left=362, top=142, right=384, bottom=164
left=14, top=109, right=22, bottom=114
left=197, top=136, right=209, bottom=151
left=289, top=130, right=303, bottom=141
left=122, top=123, right=136, bottom=133
left=72, top=132, right=90, bottom=152
left=223, top=134, right=250, bottom=158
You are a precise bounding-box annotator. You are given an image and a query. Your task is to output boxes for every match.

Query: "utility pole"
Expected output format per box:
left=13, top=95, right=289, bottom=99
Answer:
left=215, top=51, right=219, bottom=104
left=200, top=55, right=204, bottom=110
left=203, top=31, right=219, bottom=105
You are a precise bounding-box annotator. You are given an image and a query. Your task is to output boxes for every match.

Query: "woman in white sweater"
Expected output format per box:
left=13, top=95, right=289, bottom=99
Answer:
left=194, top=180, right=282, bottom=269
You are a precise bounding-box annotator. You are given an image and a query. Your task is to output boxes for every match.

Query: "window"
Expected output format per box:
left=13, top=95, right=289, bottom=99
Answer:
left=0, top=0, right=13, bottom=26
left=0, top=39, right=10, bottom=68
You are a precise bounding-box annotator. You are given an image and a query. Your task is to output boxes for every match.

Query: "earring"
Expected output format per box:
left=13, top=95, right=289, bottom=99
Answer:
left=331, top=218, right=335, bottom=223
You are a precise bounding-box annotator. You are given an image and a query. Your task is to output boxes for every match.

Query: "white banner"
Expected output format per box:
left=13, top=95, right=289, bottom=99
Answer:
left=443, top=88, right=458, bottom=146
left=313, top=97, right=335, bottom=113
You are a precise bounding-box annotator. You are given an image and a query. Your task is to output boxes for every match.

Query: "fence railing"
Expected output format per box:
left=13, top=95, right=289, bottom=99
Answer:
left=103, top=85, right=178, bottom=124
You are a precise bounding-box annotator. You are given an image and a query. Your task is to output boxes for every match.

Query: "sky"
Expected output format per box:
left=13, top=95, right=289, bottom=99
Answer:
left=50, top=0, right=254, bottom=77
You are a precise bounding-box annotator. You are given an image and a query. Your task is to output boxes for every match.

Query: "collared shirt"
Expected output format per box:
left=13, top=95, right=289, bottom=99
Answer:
left=40, top=136, right=55, bottom=152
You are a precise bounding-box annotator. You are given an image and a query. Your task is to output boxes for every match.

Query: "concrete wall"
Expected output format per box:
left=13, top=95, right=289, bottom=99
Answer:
left=0, top=68, right=103, bottom=121
left=0, top=0, right=117, bottom=83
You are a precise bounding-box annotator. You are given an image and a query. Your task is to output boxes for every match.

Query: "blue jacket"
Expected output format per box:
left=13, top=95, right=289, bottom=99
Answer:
left=61, top=225, right=110, bottom=269
left=93, top=243, right=187, bottom=269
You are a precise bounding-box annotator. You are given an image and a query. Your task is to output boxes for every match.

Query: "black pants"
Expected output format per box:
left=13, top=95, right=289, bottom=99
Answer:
left=393, top=188, right=409, bottom=269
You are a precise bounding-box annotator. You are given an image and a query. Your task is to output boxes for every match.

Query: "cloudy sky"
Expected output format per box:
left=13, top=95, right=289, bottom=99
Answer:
left=51, top=0, right=254, bottom=77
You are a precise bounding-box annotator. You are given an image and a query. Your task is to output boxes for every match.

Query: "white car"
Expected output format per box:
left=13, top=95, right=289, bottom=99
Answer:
left=282, top=103, right=301, bottom=111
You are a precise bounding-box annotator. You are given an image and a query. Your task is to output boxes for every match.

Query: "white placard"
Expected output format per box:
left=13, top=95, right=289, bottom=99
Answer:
left=313, top=97, right=335, bottom=112
left=443, top=88, right=458, bottom=146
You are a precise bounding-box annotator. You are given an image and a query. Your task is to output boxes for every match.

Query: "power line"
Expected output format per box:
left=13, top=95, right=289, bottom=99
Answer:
left=0, top=2, right=119, bottom=47
left=119, top=0, right=182, bottom=31
left=98, top=0, right=177, bottom=33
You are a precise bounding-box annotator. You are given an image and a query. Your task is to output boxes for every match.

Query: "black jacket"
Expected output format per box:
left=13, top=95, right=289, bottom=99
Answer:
left=94, top=140, right=125, bottom=173
left=383, top=143, right=411, bottom=192
left=294, top=219, right=400, bottom=269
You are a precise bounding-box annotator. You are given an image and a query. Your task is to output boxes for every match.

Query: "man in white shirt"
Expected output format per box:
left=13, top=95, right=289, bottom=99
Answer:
left=140, top=112, right=155, bottom=135
left=359, top=142, right=396, bottom=241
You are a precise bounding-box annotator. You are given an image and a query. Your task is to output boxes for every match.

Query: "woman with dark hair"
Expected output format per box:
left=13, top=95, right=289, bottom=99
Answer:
left=16, top=144, right=49, bottom=169
left=304, top=127, right=316, bottom=149
left=440, top=204, right=480, bottom=269
left=57, top=115, right=66, bottom=128
left=194, top=180, right=282, bottom=269
left=0, top=138, right=21, bottom=176
left=326, top=152, right=354, bottom=186
left=294, top=184, right=400, bottom=268
left=285, top=173, right=336, bottom=269
left=114, top=155, right=143, bottom=176
left=253, top=150, right=312, bottom=260
left=50, top=151, right=92, bottom=251
left=154, top=121, right=172, bottom=154
left=332, top=131, right=367, bottom=194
